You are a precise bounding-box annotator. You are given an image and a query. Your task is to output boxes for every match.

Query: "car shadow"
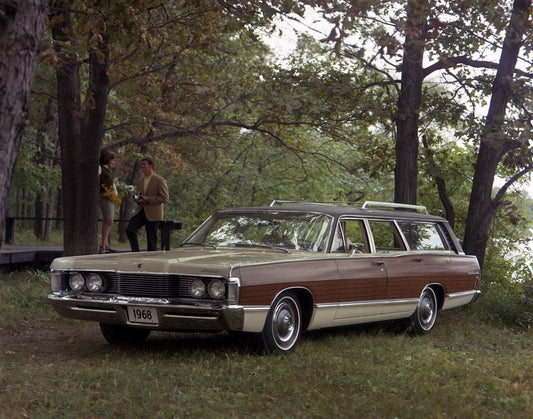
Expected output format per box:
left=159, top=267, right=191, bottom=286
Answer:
left=93, top=319, right=413, bottom=356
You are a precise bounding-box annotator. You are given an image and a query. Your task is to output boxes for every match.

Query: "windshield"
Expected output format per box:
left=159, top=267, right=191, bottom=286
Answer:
left=185, top=211, right=333, bottom=252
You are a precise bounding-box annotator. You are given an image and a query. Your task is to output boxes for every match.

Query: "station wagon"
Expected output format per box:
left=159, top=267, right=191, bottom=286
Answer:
left=49, top=201, right=481, bottom=353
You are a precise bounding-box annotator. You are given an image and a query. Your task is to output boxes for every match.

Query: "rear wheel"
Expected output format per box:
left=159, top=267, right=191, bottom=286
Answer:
left=261, top=292, right=302, bottom=354
left=411, top=287, right=438, bottom=334
left=99, top=323, right=151, bottom=345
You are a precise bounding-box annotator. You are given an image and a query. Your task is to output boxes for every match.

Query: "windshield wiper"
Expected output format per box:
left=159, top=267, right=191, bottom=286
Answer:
left=179, top=242, right=217, bottom=249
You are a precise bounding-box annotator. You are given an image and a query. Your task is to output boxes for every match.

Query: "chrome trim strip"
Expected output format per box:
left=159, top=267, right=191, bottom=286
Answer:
left=316, top=298, right=417, bottom=310
left=71, top=306, right=116, bottom=313
left=52, top=268, right=226, bottom=279
left=308, top=298, right=419, bottom=330
left=381, top=298, right=418, bottom=315
left=442, top=290, right=481, bottom=310
left=164, top=313, right=218, bottom=320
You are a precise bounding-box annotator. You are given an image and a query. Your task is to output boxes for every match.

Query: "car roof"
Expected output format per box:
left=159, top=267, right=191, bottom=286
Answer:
left=215, top=201, right=448, bottom=224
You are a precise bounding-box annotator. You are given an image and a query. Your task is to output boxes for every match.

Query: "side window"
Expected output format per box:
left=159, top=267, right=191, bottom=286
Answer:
left=368, top=221, right=405, bottom=252
left=398, top=222, right=447, bottom=251
left=332, top=219, right=369, bottom=253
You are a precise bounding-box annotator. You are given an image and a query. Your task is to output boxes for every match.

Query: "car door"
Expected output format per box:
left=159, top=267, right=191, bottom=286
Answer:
left=333, top=218, right=388, bottom=323
left=365, top=219, right=423, bottom=317
left=382, top=221, right=452, bottom=316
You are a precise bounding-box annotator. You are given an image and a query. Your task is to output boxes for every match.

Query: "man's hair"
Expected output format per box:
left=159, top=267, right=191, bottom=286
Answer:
left=100, top=149, right=116, bottom=165
left=141, top=157, right=155, bottom=167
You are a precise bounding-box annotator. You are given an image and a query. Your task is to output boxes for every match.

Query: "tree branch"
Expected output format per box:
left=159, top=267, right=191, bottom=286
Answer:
left=423, top=55, right=533, bottom=79
left=493, top=164, right=533, bottom=207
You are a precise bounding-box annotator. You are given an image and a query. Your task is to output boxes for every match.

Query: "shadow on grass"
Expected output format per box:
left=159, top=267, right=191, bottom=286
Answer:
left=85, top=318, right=414, bottom=358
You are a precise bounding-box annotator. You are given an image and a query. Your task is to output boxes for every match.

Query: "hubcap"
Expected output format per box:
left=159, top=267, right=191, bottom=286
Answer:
left=421, top=299, right=433, bottom=323
left=275, top=307, right=294, bottom=341
left=272, top=297, right=300, bottom=350
left=419, top=291, right=436, bottom=328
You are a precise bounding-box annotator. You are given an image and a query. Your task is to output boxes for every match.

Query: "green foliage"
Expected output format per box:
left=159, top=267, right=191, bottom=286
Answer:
left=475, top=280, right=533, bottom=329
left=160, top=127, right=391, bottom=240
left=473, top=196, right=533, bottom=328
left=9, top=126, right=61, bottom=214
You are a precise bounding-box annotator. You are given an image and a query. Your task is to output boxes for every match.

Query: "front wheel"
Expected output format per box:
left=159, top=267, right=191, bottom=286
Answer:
left=261, top=292, right=302, bottom=354
left=99, top=323, right=151, bottom=345
left=410, top=287, right=438, bottom=334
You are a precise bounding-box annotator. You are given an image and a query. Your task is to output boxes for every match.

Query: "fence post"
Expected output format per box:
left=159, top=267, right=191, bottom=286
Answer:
left=5, top=217, right=15, bottom=244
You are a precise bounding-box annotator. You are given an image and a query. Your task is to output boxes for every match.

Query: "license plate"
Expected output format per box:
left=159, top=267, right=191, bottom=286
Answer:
left=127, top=306, right=159, bottom=324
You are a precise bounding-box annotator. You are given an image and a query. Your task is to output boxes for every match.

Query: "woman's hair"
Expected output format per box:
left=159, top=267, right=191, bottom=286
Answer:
left=100, top=149, right=116, bottom=166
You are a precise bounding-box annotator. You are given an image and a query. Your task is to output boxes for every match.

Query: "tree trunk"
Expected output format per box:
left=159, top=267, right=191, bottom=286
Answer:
left=76, top=34, right=111, bottom=254
left=394, top=0, right=428, bottom=206
left=50, top=1, right=110, bottom=256
left=0, top=0, right=46, bottom=245
left=50, top=1, right=85, bottom=255
left=463, top=0, right=531, bottom=269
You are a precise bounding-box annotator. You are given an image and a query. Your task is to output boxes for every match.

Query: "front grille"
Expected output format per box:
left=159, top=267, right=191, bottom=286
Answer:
left=119, top=273, right=181, bottom=297
left=59, top=272, right=214, bottom=299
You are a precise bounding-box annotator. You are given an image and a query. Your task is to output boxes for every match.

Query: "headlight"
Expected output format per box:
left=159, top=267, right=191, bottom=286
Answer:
left=189, top=278, right=206, bottom=298
left=86, top=273, right=104, bottom=292
left=69, top=273, right=85, bottom=291
left=208, top=279, right=225, bottom=299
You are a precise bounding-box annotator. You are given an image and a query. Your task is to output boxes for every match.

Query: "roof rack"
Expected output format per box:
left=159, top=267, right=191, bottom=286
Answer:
left=269, top=200, right=428, bottom=214
left=270, top=200, right=362, bottom=207
left=362, top=201, right=428, bottom=214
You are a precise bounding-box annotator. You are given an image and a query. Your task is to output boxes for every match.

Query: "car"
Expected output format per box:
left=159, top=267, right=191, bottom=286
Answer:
left=48, top=200, right=481, bottom=353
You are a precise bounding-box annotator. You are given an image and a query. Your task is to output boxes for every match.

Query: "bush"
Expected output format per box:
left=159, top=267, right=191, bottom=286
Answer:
left=474, top=279, right=533, bottom=328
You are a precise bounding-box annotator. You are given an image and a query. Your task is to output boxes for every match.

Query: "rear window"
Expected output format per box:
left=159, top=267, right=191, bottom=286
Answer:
left=368, top=221, right=405, bottom=252
left=397, top=222, right=447, bottom=251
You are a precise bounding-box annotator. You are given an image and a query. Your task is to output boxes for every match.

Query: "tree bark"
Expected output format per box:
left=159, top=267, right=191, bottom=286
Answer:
left=50, top=0, right=110, bottom=255
left=0, top=0, right=46, bottom=245
left=50, top=0, right=85, bottom=255
left=394, top=0, right=428, bottom=206
left=463, top=0, right=532, bottom=269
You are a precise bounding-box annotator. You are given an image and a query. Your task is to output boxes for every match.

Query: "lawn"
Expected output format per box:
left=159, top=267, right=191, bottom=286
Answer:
left=1, top=270, right=532, bottom=418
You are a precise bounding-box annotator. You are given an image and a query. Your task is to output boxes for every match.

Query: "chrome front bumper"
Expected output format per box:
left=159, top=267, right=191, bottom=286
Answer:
left=48, top=293, right=247, bottom=332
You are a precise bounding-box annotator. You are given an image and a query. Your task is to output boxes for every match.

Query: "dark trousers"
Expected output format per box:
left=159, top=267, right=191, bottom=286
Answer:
left=126, top=209, right=160, bottom=252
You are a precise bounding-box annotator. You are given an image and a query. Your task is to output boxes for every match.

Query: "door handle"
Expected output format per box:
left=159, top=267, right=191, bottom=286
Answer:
left=413, top=257, right=423, bottom=263
left=372, top=261, right=385, bottom=266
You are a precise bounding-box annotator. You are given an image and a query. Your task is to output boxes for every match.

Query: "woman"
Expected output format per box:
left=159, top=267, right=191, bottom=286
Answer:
left=98, top=149, right=119, bottom=253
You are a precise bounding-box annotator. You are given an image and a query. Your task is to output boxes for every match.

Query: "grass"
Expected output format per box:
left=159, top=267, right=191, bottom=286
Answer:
left=1, top=270, right=532, bottom=418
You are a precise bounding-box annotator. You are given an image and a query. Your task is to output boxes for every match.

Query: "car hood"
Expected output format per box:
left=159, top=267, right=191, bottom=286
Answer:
left=50, top=247, right=336, bottom=277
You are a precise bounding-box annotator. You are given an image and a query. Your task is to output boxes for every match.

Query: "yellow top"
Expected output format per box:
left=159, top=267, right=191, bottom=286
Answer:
left=143, top=175, right=152, bottom=192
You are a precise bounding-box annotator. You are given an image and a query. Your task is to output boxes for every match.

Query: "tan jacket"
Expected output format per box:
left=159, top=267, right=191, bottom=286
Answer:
left=134, top=173, right=169, bottom=221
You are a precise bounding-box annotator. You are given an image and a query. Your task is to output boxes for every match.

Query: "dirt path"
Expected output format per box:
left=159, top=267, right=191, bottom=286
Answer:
left=0, top=322, right=106, bottom=363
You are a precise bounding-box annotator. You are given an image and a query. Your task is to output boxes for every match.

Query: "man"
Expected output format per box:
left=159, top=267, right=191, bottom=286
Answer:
left=126, top=158, right=169, bottom=251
